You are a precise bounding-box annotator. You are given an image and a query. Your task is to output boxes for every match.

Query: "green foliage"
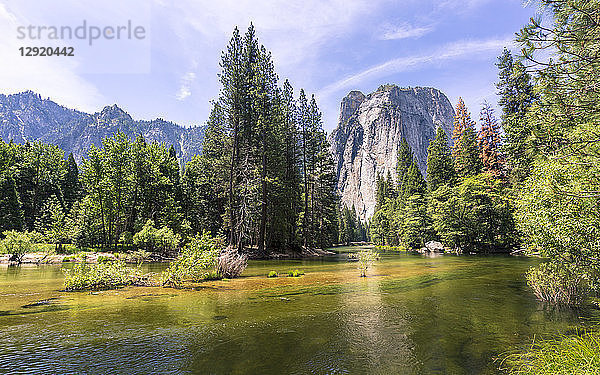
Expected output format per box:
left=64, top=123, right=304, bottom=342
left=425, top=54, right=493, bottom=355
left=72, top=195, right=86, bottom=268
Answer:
left=426, top=127, right=455, bottom=192
left=525, top=262, right=592, bottom=306
left=267, top=271, right=278, bottom=278
left=399, top=194, right=433, bottom=249
left=132, top=219, right=180, bottom=256
left=503, top=330, right=600, bottom=375
left=496, top=48, right=537, bottom=184
left=516, top=158, right=600, bottom=274
left=350, top=249, right=379, bottom=277
left=78, top=133, right=182, bottom=250
left=161, top=233, right=223, bottom=287
left=0, top=230, right=33, bottom=263
left=338, top=204, right=366, bottom=245
left=0, top=174, right=24, bottom=232
left=62, top=260, right=154, bottom=291
left=128, top=249, right=151, bottom=265
left=429, top=174, right=517, bottom=253
left=287, top=269, right=304, bottom=277
left=454, top=126, right=482, bottom=178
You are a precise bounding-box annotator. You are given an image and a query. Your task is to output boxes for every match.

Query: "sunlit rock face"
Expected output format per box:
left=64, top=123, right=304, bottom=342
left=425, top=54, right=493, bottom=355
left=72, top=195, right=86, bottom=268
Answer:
left=329, top=85, right=455, bottom=221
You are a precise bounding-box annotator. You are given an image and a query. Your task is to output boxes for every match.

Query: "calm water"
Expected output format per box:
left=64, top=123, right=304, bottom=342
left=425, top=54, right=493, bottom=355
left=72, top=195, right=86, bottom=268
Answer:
left=0, top=248, right=598, bottom=374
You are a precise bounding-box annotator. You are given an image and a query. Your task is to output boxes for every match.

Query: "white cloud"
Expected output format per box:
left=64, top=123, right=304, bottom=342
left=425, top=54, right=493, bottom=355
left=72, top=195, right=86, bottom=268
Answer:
left=318, top=37, right=514, bottom=99
left=0, top=2, right=106, bottom=112
left=176, top=72, right=196, bottom=101
left=160, top=0, right=384, bottom=70
left=379, top=23, right=434, bottom=40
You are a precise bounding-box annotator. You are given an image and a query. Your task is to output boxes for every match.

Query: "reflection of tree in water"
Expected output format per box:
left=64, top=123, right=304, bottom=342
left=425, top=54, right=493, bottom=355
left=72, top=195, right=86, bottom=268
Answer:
left=339, top=271, right=419, bottom=373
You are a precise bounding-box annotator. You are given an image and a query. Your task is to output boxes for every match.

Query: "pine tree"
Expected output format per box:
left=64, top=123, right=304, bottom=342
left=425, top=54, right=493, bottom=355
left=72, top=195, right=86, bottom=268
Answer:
left=61, top=153, right=81, bottom=213
left=397, top=137, right=413, bottom=188
left=496, top=48, right=536, bottom=184
left=478, top=102, right=504, bottom=178
left=454, top=126, right=482, bottom=178
left=451, top=98, right=476, bottom=159
left=401, top=161, right=426, bottom=198
left=0, top=174, right=24, bottom=232
left=426, top=126, right=455, bottom=191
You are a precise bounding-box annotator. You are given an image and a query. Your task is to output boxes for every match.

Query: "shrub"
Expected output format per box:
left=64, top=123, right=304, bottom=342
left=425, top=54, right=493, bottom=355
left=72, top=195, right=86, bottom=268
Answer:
left=287, top=269, right=304, bottom=277
left=161, top=233, right=223, bottom=287
left=267, top=271, right=278, bottom=278
left=0, top=230, right=33, bottom=263
left=62, top=261, right=156, bottom=291
left=133, top=220, right=180, bottom=256
left=526, top=262, right=592, bottom=306
left=349, top=249, right=379, bottom=277
left=128, top=249, right=151, bottom=265
left=216, top=246, right=248, bottom=278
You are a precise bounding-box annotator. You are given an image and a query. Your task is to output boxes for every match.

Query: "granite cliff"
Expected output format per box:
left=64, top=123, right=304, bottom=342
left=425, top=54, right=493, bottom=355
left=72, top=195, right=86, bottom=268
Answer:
left=329, top=85, right=455, bottom=221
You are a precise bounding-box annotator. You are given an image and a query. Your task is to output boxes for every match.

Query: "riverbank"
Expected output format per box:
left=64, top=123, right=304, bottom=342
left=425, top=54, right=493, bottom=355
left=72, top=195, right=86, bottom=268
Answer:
left=0, top=251, right=126, bottom=265
left=0, top=245, right=339, bottom=265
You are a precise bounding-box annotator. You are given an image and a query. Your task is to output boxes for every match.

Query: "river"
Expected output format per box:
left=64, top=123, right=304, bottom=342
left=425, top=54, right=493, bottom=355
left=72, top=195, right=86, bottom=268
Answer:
left=1, top=247, right=597, bottom=374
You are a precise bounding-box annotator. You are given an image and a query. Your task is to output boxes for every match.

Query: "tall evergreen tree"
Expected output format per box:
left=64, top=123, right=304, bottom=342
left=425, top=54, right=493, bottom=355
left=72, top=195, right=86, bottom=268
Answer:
left=426, top=126, right=455, bottom=192
left=396, top=138, right=413, bottom=189
left=451, top=98, right=475, bottom=159
left=62, top=153, right=81, bottom=213
left=478, top=102, right=504, bottom=178
left=496, top=48, right=537, bottom=184
left=0, top=174, right=24, bottom=232
left=454, top=126, right=482, bottom=178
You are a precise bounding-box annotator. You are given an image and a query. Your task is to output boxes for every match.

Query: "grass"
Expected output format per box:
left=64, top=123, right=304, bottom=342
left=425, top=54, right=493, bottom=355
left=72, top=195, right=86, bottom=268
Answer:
left=501, top=330, right=600, bottom=374
left=287, top=269, right=304, bottom=277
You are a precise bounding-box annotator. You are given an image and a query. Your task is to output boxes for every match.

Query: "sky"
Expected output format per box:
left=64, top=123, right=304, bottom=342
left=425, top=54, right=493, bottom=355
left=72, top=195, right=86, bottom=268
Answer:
left=0, top=0, right=540, bottom=131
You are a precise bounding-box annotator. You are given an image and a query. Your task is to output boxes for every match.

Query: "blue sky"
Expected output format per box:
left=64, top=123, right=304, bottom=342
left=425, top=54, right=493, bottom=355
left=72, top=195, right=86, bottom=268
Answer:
left=0, top=0, right=539, bottom=131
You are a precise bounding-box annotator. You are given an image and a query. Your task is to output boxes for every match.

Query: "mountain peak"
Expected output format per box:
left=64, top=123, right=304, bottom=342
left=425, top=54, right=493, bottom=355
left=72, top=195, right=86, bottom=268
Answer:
left=330, top=85, right=455, bottom=220
left=97, top=104, right=134, bottom=124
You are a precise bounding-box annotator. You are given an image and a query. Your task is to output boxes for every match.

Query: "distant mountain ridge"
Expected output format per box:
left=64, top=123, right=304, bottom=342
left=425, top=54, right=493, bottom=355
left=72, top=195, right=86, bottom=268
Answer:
left=0, top=91, right=204, bottom=162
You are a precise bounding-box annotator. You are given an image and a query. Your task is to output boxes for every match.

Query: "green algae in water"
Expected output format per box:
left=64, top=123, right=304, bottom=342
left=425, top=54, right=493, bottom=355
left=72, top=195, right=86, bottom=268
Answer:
left=0, top=250, right=598, bottom=374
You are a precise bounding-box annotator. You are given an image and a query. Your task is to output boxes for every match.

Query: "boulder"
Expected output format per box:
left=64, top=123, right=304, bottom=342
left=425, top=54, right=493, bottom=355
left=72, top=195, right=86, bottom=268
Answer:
left=425, top=241, right=445, bottom=253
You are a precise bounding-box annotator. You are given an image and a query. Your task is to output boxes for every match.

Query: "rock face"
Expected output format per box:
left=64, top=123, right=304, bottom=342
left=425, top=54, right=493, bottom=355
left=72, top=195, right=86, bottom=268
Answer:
left=330, top=85, right=455, bottom=221
left=0, top=91, right=204, bottom=163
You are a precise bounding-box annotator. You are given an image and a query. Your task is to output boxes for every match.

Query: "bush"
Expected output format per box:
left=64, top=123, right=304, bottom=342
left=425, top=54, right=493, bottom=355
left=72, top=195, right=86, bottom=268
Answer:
left=133, top=220, right=180, bottom=256
left=526, top=262, right=592, bottom=306
left=62, top=261, right=156, bottom=291
left=502, top=330, right=600, bottom=374
left=128, top=249, right=151, bottom=265
left=349, top=249, right=379, bottom=277
left=287, top=269, right=304, bottom=277
left=267, top=271, right=278, bottom=278
left=0, top=230, right=33, bottom=263
left=161, top=233, right=223, bottom=287
left=216, top=246, right=247, bottom=278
